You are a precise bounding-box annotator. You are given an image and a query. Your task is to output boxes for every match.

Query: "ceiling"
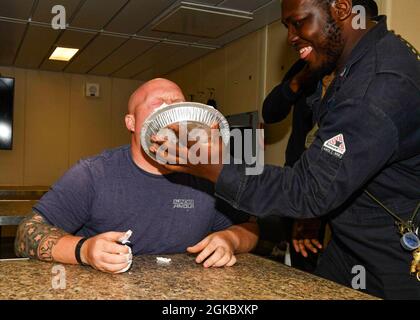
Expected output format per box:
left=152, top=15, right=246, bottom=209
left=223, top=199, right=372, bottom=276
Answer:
left=0, top=0, right=281, bottom=81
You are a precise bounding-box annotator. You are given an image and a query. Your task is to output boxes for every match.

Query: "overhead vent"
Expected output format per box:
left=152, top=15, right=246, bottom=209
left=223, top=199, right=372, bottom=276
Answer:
left=151, top=2, right=253, bottom=39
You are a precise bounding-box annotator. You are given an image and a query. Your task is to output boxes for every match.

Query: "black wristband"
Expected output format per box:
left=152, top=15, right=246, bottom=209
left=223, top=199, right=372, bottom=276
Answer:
left=75, top=237, right=88, bottom=266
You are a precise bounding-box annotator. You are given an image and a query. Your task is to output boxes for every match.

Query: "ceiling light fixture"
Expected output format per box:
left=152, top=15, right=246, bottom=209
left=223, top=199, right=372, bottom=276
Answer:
left=49, top=47, right=79, bottom=61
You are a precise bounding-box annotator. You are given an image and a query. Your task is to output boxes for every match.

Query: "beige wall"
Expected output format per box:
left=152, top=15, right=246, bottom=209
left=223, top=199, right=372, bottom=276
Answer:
left=167, top=29, right=266, bottom=117
left=377, top=0, right=420, bottom=50
left=0, top=67, right=142, bottom=186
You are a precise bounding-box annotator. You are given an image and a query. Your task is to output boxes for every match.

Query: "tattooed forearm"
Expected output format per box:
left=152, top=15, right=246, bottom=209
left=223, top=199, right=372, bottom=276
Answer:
left=15, top=211, right=68, bottom=262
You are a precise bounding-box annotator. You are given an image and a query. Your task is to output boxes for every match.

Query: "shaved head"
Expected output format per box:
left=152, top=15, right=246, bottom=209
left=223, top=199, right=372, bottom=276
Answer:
left=125, top=78, right=185, bottom=166
left=128, top=78, right=184, bottom=115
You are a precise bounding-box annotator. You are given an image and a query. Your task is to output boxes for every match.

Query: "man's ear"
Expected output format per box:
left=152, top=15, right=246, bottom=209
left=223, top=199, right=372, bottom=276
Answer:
left=331, top=0, right=353, bottom=21
left=125, top=114, right=135, bottom=132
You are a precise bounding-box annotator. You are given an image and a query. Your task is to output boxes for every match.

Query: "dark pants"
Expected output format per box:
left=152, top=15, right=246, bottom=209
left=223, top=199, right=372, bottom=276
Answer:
left=290, top=247, right=319, bottom=272
left=315, top=239, right=420, bottom=300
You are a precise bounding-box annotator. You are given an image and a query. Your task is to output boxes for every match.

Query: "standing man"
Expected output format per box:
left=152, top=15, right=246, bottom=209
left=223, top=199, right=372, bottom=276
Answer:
left=152, top=0, right=420, bottom=299
left=261, top=0, right=379, bottom=272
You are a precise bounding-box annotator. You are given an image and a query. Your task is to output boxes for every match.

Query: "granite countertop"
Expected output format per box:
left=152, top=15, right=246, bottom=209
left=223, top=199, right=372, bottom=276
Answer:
left=0, top=253, right=378, bottom=300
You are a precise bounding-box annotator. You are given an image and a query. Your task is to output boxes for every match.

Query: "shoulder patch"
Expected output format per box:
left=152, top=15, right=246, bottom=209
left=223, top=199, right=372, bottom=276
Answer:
left=322, top=134, right=346, bottom=159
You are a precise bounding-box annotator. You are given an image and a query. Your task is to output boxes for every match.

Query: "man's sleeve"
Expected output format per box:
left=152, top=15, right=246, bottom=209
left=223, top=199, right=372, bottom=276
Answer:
left=262, top=60, right=306, bottom=124
left=33, top=160, right=94, bottom=234
left=211, top=198, right=255, bottom=232
left=216, top=96, right=399, bottom=219
left=262, top=82, right=296, bottom=123
left=211, top=208, right=234, bottom=232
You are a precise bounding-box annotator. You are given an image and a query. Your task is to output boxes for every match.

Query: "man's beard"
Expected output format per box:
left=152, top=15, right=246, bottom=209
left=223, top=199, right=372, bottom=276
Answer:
left=312, top=14, right=345, bottom=78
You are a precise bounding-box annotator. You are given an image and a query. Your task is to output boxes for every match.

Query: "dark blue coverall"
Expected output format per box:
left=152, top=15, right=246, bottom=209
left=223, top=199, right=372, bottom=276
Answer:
left=215, top=17, right=420, bottom=299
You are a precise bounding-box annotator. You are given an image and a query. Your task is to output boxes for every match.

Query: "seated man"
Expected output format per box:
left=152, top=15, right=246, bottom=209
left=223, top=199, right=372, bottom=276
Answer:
left=15, top=78, right=259, bottom=274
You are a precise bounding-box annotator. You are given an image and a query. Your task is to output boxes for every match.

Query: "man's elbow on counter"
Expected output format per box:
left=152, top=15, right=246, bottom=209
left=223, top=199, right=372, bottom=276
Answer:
left=14, top=220, right=29, bottom=258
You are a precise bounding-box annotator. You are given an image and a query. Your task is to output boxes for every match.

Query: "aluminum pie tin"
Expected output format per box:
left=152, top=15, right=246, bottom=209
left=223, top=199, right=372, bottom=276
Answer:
left=141, top=102, right=230, bottom=161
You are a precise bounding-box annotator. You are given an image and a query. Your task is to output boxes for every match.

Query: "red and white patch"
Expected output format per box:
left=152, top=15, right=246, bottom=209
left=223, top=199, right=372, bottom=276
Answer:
left=322, top=134, right=346, bottom=159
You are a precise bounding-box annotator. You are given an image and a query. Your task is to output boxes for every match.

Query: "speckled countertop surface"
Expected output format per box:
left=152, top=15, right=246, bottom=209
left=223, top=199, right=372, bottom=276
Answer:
left=0, top=253, right=378, bottom=300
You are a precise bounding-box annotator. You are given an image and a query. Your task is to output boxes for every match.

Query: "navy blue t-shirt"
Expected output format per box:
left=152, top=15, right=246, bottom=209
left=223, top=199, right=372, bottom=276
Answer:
left=34, top=145, right=234, bottom=255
